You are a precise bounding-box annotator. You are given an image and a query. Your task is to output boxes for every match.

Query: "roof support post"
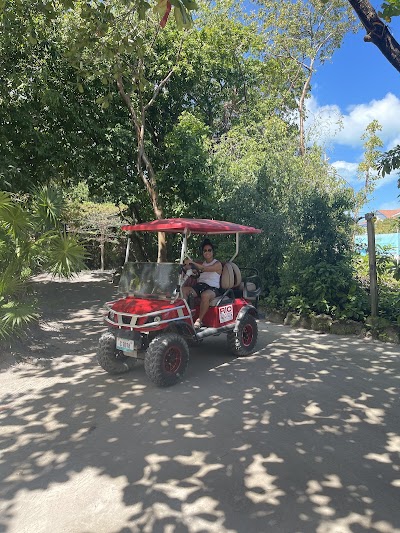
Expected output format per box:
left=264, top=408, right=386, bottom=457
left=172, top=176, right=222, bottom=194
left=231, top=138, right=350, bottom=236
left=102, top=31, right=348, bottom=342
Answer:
left=124, top=237, right=131, bottom=264
left=229, top=233, right=240, bottom=262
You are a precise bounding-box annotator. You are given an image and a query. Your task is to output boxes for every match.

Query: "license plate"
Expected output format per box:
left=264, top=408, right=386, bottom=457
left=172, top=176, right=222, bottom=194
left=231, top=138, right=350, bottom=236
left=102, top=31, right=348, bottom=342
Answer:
left=116, top=337, right=135, bottom=352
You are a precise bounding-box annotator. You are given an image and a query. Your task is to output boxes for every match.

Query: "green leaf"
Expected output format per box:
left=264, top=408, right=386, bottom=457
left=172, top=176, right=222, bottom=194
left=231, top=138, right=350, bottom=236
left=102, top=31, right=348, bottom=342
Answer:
left=181, top=0, right=198, bottom=10
left=0, top=204, right=31, bottom=238
left=0, top=191, right=12, bottom=212
left=0, top=266, right=26, bottom=299
left=174, top=5, right=192, bottom=30
left=139, top=0, right=151, bottom=19
left=45, top=234, right=88, bottom=278
left=31, top=184, right=64, bottom=230
left=154, top=0, right=169, bottom=16
left=0, top=301, right=39, bottom=339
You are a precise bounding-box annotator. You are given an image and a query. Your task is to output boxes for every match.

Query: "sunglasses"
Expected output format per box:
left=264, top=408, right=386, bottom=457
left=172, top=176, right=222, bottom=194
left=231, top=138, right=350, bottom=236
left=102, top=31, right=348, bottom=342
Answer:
left=203, top=248, right=213, bottom=252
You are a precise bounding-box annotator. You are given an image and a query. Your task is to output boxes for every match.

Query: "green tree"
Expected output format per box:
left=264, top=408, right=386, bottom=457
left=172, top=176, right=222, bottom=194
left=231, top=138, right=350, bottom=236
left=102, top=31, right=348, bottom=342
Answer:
left=277, top=189, right=368, bottom=319
left=157, top=112, right=214, bottom=217
left=212, top=107, right=354, bottom=288
left=377, top=145, right=400, bottom=187
left=66, top=200, right=124, bottom=270
left=355, top=119, right=383, bottom=219
left=375, top=217, right=400, bottom=233
left=257, top=0, right=358, bottom=155
left=58, top=1, right=200, bottom=261
left=58, top=0, right=265, bottom=253
left=0, top=2, right=143, bottom=198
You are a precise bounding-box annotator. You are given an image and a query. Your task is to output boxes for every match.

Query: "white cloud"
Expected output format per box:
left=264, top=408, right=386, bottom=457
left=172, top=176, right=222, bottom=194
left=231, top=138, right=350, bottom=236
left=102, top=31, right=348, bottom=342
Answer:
left=375, top=170, right=399, bottom=189
left=306, top=97, right=342, bottom=149
left=388, top=135, right=400, bottom=150
left=306, top=92, right=400, bottom=151
left=332, top=160, right=398, bottom=191
left=331, top=160, right=359, bottom=185
left=307, top=93, right=400, bottom=210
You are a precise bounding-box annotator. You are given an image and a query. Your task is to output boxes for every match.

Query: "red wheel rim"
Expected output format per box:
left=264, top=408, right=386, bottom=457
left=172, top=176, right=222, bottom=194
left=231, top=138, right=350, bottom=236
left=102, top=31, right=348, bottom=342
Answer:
left=242, top=324, right=253, bottom=347
left=164, top=346, right=182, bottom=373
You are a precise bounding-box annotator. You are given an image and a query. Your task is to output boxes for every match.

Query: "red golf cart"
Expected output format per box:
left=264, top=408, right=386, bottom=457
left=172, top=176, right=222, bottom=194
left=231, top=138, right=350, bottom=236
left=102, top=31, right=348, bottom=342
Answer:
left=97, top=218, right=262, bottom=387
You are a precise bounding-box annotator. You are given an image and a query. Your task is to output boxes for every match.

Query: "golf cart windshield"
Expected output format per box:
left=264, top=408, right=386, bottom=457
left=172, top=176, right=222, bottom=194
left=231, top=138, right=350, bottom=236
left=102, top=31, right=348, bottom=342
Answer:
left=118, top=262, right=180, bottom=298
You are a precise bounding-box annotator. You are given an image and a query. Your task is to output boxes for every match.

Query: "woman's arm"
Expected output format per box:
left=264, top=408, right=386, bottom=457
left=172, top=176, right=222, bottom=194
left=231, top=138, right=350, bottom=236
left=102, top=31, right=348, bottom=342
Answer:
left=192, top=260, right=222, bottom=275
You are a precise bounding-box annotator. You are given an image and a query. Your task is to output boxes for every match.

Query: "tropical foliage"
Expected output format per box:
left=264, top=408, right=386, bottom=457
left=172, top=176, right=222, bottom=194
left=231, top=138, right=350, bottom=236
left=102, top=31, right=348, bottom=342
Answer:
left=0, top=187, right=86, bottom=338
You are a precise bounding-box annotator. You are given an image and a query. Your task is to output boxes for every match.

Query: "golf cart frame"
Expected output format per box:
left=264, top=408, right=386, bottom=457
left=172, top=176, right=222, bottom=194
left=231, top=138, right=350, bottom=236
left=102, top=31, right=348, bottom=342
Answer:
left=97, top=218, right=262, bottom=387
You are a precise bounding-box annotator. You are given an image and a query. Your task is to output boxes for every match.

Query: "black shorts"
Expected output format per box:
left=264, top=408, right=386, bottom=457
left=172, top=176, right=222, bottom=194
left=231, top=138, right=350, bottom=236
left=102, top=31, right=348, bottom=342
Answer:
left=193, top=282, right=222, bottom=297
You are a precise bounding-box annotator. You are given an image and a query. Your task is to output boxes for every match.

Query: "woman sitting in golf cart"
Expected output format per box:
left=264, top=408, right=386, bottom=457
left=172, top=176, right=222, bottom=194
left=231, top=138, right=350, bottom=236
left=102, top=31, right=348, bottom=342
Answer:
left=182, top=238, right=223, bottom=328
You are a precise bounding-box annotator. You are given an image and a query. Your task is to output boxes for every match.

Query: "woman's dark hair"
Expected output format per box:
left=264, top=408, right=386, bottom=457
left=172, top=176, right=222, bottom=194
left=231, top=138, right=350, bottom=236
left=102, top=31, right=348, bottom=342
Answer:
left=200, top=238, right=214, bottom=252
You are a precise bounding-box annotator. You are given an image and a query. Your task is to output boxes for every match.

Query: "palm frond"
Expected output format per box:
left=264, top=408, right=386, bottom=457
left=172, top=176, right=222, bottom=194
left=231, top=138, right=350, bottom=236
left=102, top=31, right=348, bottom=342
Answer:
left=0, top=300, right=39, bottom=339
left=31, top=184, right=64, bottom=231
left=0, top=191, right=12, bottom=213
left=45, top=233, right=88, bottom=278
left=0, top=266, right=26, bottom=299
left=0, top=227, right=15, bottom=264
left=0, top=203, right=32, bottom=238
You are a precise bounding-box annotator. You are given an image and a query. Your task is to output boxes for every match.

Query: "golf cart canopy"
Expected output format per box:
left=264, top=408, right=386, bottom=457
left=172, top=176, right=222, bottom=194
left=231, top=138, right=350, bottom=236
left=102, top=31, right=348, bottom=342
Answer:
left=121, top=218, right=262, bottom=235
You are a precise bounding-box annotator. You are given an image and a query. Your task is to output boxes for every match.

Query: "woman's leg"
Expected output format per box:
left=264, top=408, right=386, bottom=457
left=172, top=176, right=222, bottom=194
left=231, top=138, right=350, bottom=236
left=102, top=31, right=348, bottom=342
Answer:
left=182, top=285, right=197, bottom=299
left=198, top=289, right=215, bottom=322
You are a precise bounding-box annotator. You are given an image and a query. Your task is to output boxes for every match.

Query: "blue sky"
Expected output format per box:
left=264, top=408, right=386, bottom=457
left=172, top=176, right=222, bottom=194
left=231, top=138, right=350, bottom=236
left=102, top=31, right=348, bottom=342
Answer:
left=306, top=9, right=400, bottom=214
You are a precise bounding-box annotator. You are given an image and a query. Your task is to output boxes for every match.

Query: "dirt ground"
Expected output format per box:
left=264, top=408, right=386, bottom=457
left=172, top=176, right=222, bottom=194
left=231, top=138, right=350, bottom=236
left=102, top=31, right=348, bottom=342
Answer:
left=0, top=270, right=117, bottom=371
left=1, top=273, right=400, bottom=533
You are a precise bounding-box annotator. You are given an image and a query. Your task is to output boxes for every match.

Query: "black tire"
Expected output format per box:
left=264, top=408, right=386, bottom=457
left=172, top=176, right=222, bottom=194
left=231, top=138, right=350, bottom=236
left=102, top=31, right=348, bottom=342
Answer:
left=97, top=332, right=137, bottom=374
left=144, top=333, right=189, bottom=387
left=228, top=313, right=258, bottom=356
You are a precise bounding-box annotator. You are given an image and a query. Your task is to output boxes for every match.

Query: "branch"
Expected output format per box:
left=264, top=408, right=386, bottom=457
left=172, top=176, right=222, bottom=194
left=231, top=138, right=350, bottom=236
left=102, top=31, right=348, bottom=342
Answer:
left=144, top=69, right=175, bottom=111
left=116, top=75, right=140, bottom=137
left=348, top=0, right=400, bottom=73
left=144, top=36, right=184, bottom=111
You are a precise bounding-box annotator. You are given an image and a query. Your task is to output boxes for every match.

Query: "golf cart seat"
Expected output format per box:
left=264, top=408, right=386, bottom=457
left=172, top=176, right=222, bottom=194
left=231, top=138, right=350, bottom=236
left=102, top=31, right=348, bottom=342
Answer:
left=233, top=267, right=262, bottom=308
left=209, top=262, right=242, bottom=307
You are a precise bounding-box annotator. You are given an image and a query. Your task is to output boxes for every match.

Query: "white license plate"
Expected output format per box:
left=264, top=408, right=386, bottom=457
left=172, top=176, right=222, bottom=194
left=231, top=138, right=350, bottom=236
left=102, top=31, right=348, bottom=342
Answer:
left=116, top=337, right=135, bottom=352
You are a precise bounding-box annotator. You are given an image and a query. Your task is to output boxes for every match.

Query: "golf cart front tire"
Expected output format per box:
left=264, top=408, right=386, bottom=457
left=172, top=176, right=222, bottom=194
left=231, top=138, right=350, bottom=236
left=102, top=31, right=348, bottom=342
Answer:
left=97, top=332, right=137, bottom=374
left=145, top=333, right=189, bottom=387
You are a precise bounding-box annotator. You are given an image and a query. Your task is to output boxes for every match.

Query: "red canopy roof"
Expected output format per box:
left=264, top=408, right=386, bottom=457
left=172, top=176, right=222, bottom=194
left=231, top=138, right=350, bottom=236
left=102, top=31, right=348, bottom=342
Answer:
left=122, top=218, right=262, bottom=234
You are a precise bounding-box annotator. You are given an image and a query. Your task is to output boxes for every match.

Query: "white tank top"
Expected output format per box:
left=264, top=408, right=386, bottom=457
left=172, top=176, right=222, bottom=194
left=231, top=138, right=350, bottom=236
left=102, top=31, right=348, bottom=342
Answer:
left=198, top=259, right=221, bottom=288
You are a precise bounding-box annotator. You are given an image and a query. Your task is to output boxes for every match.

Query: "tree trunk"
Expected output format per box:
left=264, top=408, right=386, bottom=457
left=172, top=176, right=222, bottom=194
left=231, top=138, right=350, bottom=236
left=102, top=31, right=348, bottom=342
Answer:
left=348, top=0, right=400, bottom=73
left=100, top=228, right=105, bottom=271
left=116, top=76, right=167, bottom=262
left=298, top=68, right=313, bottom=156
left=100, top=243, right=105, bottom=271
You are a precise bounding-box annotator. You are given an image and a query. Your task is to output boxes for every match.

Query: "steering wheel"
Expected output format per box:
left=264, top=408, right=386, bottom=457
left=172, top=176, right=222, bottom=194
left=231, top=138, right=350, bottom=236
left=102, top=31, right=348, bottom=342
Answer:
left=180, top=262, right=200, bottom=278
left=189, top=262, right=200, bottom=272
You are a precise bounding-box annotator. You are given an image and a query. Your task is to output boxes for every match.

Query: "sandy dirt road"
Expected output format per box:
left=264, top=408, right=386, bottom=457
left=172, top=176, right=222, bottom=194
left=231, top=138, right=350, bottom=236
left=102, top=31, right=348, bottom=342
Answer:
left=0, top=272, right=400, bottom=533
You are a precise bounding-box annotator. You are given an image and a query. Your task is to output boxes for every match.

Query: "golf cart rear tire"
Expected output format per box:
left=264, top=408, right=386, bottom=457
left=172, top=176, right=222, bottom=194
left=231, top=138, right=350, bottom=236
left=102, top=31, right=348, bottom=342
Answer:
left=228, top=313, right=258, bottom=356
left=145, top=333, right=189, bottom=387
left=97, top=332, right=137, bottom=374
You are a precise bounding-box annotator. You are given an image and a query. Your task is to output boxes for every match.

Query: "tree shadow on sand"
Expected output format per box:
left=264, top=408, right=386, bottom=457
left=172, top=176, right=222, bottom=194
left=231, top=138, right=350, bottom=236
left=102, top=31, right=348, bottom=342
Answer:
left=1, top=312, right=400, bottom=532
